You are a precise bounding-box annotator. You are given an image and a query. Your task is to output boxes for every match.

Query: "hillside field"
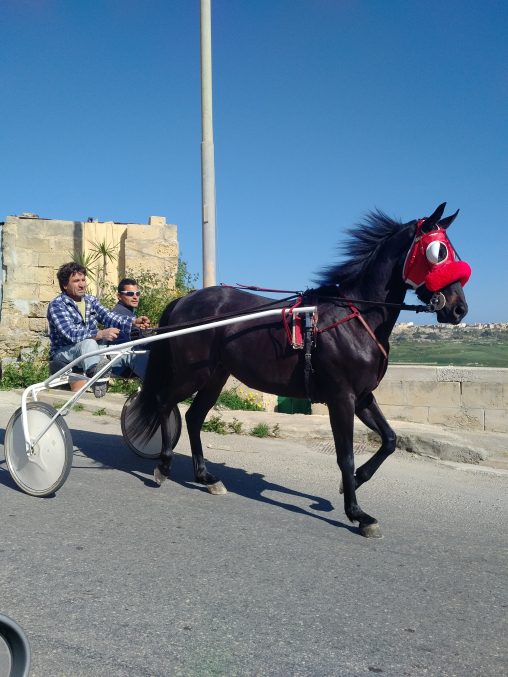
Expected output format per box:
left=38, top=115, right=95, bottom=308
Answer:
left=389, top=326, right=508, bottom=367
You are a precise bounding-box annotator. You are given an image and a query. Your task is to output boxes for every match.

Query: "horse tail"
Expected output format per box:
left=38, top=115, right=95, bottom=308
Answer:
left=127, top=297, right=182, bottom=444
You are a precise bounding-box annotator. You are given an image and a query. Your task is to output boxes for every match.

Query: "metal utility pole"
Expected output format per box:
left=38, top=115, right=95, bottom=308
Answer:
left=200, top=0, right=217, bottom=287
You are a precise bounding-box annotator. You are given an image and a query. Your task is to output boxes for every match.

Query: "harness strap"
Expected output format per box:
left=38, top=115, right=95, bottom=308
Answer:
left=281, top=296, right=303, bottom=346
left=317, top=302, right=388, bottom=384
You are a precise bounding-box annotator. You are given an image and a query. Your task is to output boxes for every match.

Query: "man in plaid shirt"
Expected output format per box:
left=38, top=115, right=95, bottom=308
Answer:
left=47, top=262, right=150, bottom=397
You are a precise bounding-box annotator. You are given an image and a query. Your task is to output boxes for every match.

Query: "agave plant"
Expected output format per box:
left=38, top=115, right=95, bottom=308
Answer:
left=71, top=239, right=119, bottom=300
left=88, top=239, right=119, bottom=300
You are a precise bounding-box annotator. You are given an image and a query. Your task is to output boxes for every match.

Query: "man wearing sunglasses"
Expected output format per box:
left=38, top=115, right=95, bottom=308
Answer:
left=109, top=278, right=151, bottom=379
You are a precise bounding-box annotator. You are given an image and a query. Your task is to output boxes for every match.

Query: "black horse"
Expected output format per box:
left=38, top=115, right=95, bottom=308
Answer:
left=129, top=203, right=470, bottom=537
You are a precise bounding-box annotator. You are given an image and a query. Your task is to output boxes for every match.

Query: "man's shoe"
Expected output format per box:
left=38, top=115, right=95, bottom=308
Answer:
left=87, top=358, right=111, bottom=379
left=93, top=381, right=108, bottom=398
left=87, top=358, right=111, bottom=398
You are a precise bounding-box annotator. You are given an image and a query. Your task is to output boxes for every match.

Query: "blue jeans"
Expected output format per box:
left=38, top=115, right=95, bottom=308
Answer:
left=111, top=350, right=148, bottom=380
left=51, top=339, right=102, bottom=375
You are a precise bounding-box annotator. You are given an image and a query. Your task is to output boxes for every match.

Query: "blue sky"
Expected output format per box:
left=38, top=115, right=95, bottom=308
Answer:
left=1, top=0, right=507, bottom=324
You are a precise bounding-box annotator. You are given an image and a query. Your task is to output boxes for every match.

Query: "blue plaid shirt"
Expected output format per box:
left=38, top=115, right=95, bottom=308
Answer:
left=47, top=293, right=133, bottom=357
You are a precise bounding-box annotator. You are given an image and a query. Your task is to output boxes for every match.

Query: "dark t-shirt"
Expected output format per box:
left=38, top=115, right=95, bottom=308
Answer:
left=110, top=302, right=140, bottom=343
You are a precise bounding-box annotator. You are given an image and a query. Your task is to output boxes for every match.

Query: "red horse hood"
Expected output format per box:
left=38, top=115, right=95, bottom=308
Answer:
left=403, top=226, right=471, bottom=292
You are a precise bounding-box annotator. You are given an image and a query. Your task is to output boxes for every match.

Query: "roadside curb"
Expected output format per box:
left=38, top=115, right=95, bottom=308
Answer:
left=5, top=389, right=508, bottom=472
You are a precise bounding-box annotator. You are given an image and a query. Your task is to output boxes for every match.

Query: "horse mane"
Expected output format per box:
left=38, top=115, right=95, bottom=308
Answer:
left=315, top=210, right=412, bottom=288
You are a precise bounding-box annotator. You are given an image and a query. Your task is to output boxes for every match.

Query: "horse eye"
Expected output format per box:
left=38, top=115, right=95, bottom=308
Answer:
left=426, top=241, right=448, bottom=264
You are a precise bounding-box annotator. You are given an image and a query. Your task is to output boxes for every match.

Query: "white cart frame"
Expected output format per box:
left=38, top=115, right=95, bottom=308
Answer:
left=5, top=306, right=317, bottom=496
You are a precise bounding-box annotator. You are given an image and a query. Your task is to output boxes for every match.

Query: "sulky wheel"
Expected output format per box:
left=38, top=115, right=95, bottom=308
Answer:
left=120, top=392, right=182, bottom=459
left=4, top=401, right=73, bottom=497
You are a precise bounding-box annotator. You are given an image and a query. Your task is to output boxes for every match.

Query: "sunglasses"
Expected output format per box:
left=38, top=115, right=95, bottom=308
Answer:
left=120, top=291, right=141, bottom=297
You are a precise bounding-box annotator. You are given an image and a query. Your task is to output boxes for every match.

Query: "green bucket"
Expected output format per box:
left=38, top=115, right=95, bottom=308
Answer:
left=276, top=396, right=311, bottom=415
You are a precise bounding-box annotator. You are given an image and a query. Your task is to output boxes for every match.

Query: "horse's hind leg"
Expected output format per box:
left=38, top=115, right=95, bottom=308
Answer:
left=155, top=395, right=179, bottom=485
left=186, top=367, right=229, bottom=495
left=328, top=396, right=382, bottom=538
left=354, top=394, right=396, bottom=490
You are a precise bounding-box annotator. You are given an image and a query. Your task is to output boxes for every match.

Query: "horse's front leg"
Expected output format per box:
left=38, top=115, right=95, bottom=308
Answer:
left=328, top=395, right=382, bottom=538
left=186, top=370, right=229, bottom=495
left=354, top=393, right=396, bottom=490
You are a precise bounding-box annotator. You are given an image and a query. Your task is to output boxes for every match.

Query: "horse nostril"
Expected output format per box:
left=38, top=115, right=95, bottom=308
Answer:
left=454, top=303, right=467, bottom=320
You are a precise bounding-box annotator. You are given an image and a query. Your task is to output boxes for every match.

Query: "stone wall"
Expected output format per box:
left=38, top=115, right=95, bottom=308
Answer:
left=0, top=214, right=178, bottom=356
left=311, top=365, right=508, bottom=434
left=374, top=365, right=508, bottom=433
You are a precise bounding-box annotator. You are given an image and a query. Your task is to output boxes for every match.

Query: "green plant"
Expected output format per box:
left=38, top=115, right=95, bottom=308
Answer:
left=127, top=258, right=198, bottom=325
left=93, top=407, right=107, bottom=416
left=216, top=388, right=264, bottom=412
left=175, top=257, right=198, bottom=294
left=249, top=422, right=281, bottom=438
left=108, top=378, right=140, bottom=396
left=0, top=345, right=50, bottom=389
left=250, top=423, right=270, bottom=438
left=71, top=238, right=119, bottom=302
left=227, top=418, right=243, bottom=434
left=202, top=415, right=227, bottom=434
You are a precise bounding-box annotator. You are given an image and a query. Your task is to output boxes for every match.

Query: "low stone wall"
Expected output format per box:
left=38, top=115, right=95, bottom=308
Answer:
left=229, top=366, right=508, bottom=434
left=311, top=365, right=508, bottom=434
left=373, top=365, right=508, bottom=433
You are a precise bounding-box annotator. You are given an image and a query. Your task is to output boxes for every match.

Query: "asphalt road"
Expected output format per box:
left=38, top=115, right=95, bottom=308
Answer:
left=0, top=399, right=506, bottom=677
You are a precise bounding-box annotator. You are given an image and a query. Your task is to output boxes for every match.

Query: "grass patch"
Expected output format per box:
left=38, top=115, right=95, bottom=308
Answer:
left=390, top=340, right=508, bottom=368
left=93, top=407, right=107, bottom=416
left=250, top=423, right=270, bottom=438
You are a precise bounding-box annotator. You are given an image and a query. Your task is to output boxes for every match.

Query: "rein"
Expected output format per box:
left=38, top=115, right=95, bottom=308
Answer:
left=228, top=284, right=437, bottom=313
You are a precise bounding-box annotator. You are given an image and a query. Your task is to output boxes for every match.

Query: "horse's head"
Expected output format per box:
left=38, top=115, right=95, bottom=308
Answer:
left=404, top=203, right=471, bottom=324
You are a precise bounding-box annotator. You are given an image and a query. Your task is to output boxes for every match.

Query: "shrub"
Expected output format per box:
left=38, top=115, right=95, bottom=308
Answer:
left=227, top=418, right=243, bottom=434
left=250, top=423, right=280, bottom=438
left=250, top=423, right=270, bottom=438
left=131, top=259, right=198, bottom=325
left=0, top=345, right=49, bottom=389
left=202, top=415, right=227, bottom=434
left=216, top=388, right=264, bottom=412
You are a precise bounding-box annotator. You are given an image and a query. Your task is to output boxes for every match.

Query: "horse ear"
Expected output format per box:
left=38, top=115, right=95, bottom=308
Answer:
left=420, top=202, right=447, bottom=233
left=438, top=208, right=459, bottom=229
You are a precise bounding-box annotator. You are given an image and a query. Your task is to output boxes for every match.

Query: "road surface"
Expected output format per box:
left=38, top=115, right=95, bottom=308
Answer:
left=0, top=400, right=506, bottom=676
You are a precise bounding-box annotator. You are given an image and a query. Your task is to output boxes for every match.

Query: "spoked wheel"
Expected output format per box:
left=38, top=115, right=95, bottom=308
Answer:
left=4, top=401, right=73, bottom=497
left=120, top=392, right=182, bottom=459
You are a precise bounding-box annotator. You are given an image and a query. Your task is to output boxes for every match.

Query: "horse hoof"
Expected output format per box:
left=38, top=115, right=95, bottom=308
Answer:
left=154, top=467, right=167, bottom=486
left=207, top=481, right=227, bottom=495
left=360, top=522, right=383, bottom=539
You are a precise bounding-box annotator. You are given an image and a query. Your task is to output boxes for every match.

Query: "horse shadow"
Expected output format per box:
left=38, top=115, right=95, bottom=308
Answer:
left=0, top=425, right=355, bottom=533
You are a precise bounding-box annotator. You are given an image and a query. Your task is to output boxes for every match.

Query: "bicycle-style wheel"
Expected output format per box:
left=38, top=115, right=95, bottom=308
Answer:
left=5, top=402, right=73, bottom=497
left=120, top=392, right=182, bottom=459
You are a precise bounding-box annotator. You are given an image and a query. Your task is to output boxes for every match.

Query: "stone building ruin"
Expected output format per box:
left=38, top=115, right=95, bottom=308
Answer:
left=0, top=213, right=179, bottom=356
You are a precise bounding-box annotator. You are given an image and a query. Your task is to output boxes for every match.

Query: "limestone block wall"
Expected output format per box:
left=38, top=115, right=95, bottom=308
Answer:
left=293, top=366, right=507, bottom=434
left=0, top=214, right=178, bottom=356
left=228, top=366, right=508, bottom=433
left=369, top=365, right=507, bottom=433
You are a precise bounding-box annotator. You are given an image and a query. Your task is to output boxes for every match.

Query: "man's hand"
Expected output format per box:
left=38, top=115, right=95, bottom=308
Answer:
left=134, top=316, right=151, bottom=330
left=97, top=327, right=120, bottom=341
